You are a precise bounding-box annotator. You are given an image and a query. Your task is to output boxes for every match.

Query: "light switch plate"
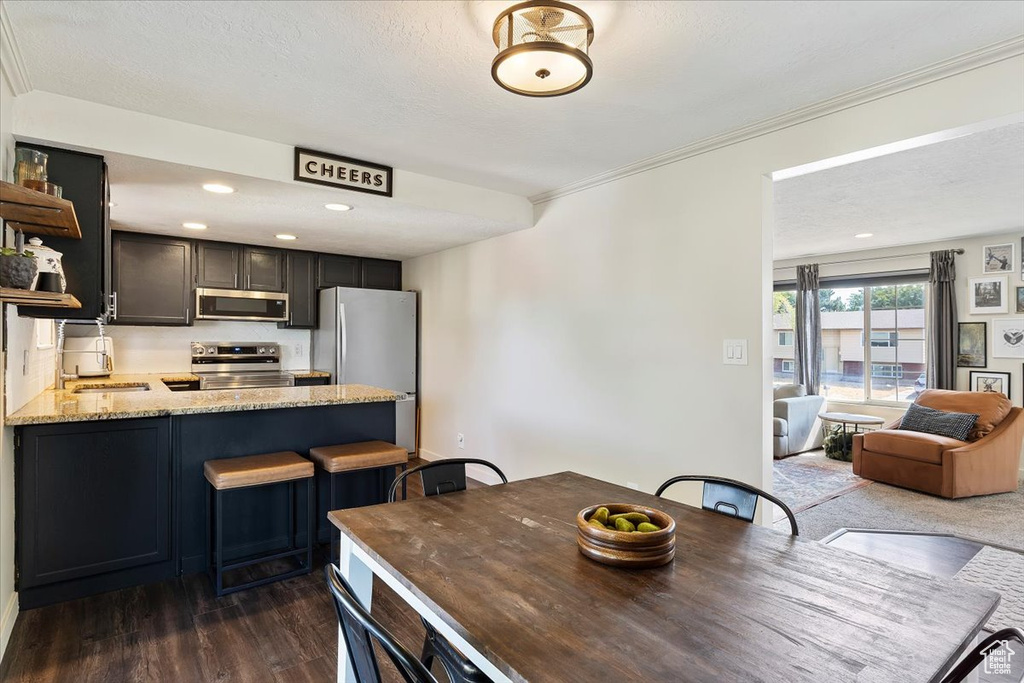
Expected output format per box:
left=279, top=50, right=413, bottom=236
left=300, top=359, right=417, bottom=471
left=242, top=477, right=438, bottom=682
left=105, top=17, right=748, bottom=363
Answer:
left=723, top=339, right=748, bottom=365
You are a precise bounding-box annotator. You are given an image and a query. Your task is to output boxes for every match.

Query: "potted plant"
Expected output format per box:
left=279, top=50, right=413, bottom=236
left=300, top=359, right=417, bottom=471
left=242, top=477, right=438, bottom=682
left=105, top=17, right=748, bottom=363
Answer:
left=0, top=248, right=37, bottom=289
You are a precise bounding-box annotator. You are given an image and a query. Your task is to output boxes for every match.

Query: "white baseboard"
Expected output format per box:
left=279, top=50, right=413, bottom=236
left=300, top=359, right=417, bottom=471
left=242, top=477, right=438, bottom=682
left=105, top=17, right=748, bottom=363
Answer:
left=417, top=448, right=505, bottom=486
left=0, top=591, right=18, bottom=659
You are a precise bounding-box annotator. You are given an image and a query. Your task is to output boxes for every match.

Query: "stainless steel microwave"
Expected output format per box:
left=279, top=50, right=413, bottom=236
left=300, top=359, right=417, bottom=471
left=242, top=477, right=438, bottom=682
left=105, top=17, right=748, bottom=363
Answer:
left=195, top=288, right=289, bottom=322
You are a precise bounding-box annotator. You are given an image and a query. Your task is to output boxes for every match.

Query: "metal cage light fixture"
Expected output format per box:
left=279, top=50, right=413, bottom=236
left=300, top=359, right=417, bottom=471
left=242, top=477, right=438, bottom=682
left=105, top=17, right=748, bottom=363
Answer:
left=491, top=0, right=595, bottom=97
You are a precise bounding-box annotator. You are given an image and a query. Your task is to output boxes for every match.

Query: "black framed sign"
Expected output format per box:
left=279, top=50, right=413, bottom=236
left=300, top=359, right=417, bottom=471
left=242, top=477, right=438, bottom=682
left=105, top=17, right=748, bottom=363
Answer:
left=294, top=147, right=393, bottom=197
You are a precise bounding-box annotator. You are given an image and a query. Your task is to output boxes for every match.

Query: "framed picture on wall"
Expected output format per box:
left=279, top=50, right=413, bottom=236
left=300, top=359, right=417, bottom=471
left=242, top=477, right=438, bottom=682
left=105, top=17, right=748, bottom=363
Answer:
left=992, top=318, right=1024, bottom=359
left=982, top=243, right=1015, bottom=274
left=969, top=276, right=1008, bottom=314
left=970, top=371, right=1011, bottom=399
left=1017, top=286, right=1024, bottom=314
left=957, top=322, right=987, bottom=368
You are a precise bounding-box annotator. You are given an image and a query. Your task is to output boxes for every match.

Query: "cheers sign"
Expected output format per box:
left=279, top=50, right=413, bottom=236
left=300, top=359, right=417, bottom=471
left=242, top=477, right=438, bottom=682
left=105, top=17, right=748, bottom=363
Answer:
left=294, top=147, right=393, bottom=197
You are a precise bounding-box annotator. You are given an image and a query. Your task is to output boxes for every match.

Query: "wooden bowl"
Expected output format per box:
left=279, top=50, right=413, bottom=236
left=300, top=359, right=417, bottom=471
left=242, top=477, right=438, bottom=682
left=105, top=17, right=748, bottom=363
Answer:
left=576, top=504, right=676, bottom=568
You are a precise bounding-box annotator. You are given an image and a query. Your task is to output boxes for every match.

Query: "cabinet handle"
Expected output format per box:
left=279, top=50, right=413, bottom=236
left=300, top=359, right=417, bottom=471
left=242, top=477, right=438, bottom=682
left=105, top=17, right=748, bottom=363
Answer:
left=109, top=292, right=118, bottom=320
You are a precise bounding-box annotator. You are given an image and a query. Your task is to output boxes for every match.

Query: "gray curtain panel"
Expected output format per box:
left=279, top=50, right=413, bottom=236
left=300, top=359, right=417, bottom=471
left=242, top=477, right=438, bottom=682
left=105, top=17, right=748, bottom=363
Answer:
left=927, top=250, right=958, bottom=390
left=794, top=264, right=822, bottom=395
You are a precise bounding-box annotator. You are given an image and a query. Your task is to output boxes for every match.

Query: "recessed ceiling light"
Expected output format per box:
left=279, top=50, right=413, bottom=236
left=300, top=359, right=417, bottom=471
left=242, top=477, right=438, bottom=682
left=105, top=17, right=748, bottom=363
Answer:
left=276, top=234, right=297, bottom=241
left=109, top=201, right=118, bottom=207
left=202, top=183, right=234, bottom=194
left=325, top=203, right=352, bottom=212
left=855, top=233, right=874, bottom=239
left=182, top=222, right=208, bottom=230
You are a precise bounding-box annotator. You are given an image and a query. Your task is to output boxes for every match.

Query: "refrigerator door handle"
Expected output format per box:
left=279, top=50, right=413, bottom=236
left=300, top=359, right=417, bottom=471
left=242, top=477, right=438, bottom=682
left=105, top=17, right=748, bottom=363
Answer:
left=338, top=302, right=347, bottom=384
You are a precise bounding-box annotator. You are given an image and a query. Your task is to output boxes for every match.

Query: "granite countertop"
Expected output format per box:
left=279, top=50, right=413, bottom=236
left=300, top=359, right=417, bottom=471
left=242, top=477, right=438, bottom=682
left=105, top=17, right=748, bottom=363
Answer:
left=6, top=373, right=401, bottom=426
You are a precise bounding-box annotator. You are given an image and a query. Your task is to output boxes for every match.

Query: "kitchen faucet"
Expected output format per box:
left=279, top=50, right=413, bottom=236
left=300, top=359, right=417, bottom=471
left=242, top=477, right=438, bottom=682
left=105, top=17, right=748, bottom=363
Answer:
left=54, top=319, right=110, bottom=390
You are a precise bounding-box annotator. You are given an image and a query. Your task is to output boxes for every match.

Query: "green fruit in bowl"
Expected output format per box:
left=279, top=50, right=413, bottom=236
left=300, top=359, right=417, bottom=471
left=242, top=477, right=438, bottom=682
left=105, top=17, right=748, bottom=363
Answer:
left=614, top=517, right=636, bottom=532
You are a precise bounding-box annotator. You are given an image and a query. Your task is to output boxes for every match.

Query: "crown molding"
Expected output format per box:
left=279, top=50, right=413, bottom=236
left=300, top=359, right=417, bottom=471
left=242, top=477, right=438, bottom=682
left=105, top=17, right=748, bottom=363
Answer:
left=530, top=35, right=1024, bottom=205
left=0, top=1, right=31, bottom=95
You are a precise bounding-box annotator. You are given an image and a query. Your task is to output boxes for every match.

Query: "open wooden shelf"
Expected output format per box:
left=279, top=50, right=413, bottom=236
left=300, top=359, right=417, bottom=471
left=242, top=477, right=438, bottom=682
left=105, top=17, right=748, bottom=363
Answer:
left=0, top=180, right=82, bottom=239
left=0, top=288, right=82, bottom=309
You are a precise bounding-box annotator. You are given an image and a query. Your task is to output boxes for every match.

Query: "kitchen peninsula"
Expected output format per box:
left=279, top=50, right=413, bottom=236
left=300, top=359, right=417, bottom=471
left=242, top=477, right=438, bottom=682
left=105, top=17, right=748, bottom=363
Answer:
left=8, top=379, right=403, bottom=608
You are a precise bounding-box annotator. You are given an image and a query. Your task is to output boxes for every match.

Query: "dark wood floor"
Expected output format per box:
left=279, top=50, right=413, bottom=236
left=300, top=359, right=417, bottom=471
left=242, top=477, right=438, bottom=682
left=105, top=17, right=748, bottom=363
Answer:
left=0, top=459, right=477, bottom=683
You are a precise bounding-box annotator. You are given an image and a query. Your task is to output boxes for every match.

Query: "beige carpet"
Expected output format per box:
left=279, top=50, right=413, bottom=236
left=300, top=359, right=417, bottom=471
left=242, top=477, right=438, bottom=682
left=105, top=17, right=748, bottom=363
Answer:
left=773, top=456, right=1024, bottom=550
left=955, top=546, right=1024, bottom=631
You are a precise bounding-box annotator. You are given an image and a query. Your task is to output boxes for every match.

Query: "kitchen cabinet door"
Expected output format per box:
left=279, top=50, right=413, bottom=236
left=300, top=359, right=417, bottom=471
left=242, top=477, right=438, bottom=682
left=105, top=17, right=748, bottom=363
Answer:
left=195, top=241, right=241, bottom=289
left=317, top=254, right=361, bottom=288
left=294, top=375, right=330, bottom=387
left=111, top=232, right=192, bottom=325
left=243, top=246, right=285, bottom=292
left=282, top=251, right=317, bottom=328
left=360, top=258, right=402, bottom=290
left=16, top=144, right=110, bottom=319
left=16, top=419, right=173, bottom=595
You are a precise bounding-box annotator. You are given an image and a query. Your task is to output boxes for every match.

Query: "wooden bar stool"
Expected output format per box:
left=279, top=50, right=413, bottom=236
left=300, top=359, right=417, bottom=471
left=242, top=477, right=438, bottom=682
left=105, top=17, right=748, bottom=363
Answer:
left=309, top=440, right=408, bottom=559
left=204, top=451, right=314, bottom=597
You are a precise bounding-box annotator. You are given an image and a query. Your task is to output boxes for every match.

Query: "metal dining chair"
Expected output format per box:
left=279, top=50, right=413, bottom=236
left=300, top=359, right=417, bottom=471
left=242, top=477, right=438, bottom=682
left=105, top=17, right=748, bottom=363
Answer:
left=325, top=564, right=439, bottom=683
left=940, top=627, right=1024, bottom=683
left=655, top=474, right=799, bottom=536
left=387, top=458, right=508, bottom=502
left=387, top=458, right=505, bottom=683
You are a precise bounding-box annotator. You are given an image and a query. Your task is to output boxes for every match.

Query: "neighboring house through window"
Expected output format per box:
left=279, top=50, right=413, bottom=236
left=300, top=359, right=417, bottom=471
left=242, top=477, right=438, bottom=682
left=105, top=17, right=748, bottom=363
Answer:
left=773, top=279, right=927, bottom=402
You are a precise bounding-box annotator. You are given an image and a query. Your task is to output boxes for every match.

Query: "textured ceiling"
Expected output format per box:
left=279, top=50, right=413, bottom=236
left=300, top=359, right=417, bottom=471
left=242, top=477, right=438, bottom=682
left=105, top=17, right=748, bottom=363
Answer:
left=6, top=1, right=1023, bottom=198
left=105, top=153, right=515, bottom=260
left=773, top=122, right=1024, bottom=259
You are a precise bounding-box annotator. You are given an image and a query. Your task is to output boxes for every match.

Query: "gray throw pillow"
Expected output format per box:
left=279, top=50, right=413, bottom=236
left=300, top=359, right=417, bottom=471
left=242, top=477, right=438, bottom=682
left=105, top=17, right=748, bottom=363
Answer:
left=898, top=402, right=978, bottom=442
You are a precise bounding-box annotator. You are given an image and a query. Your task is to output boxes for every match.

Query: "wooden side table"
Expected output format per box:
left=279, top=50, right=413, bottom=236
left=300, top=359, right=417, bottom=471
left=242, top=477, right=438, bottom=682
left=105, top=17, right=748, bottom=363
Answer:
left=818, top=412, right=886, bottom=461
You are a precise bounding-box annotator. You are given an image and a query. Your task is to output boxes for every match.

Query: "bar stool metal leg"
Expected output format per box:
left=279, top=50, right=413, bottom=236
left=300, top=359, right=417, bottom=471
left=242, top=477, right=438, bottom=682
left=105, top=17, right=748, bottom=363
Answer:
left=306, top=476, right=314, bottom=571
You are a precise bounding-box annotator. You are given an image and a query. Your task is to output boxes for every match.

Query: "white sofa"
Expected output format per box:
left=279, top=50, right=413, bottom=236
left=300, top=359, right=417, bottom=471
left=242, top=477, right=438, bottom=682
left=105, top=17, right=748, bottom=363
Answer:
left=773, top=384, right=825, bottom=459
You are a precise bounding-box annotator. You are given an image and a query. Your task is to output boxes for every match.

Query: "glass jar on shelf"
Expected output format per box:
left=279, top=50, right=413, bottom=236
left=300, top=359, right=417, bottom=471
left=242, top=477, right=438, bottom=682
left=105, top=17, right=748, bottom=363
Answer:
left=14, top=148, right=48, bottom=191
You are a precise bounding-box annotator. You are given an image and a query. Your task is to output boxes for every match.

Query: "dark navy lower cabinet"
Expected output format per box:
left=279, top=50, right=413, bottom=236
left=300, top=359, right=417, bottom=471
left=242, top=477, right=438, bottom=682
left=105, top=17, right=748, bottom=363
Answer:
left=16, top=418, right=174, bottom=608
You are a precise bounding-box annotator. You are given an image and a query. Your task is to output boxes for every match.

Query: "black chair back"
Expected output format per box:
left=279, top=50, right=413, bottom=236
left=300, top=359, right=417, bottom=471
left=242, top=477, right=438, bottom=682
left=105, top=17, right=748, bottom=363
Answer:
left=940, top=627, right=1024, bottom=683
left=655, top=475, right=799, bottom=536
left=324, top=565, right=438, bottom=683
left=388, top=458, right=508, bottom=502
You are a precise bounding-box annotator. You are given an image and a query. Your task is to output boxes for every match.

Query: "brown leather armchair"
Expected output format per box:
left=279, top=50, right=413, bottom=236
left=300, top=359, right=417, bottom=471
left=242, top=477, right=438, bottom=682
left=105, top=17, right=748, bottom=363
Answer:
left=853, top=389, right=1023, bottom=499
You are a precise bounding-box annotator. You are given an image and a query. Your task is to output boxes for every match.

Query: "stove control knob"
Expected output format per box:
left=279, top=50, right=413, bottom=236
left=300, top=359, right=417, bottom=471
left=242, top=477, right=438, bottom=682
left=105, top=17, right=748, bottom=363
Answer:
left=258, top=347, right=266, bottom=354
left=207, top=346, right=216, bottom=355
left=193, top=345, right=205, bottom=355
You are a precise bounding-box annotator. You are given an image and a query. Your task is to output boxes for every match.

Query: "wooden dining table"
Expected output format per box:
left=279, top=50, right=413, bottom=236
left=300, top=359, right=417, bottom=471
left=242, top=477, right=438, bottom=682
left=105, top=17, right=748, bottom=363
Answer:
left=328, top=472, right=999, bottom=683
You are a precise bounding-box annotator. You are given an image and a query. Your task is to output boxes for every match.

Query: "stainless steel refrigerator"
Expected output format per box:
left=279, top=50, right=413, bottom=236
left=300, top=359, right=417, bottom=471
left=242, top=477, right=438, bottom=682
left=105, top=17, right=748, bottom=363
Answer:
left=313, top=287, right=417, bottom=453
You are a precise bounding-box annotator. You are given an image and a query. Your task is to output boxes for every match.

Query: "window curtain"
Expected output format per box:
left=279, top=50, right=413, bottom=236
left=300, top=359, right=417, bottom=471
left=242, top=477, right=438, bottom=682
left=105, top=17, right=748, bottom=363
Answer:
left=794, top=264, right=822, bottom=395
left=927, top=250, right=958, bottom=390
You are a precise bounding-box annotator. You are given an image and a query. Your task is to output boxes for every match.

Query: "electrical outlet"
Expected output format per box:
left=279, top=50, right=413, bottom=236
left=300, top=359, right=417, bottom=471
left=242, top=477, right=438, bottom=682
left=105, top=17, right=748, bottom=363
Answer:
left=294, top=343, right=303, bottom=355
left=626, top=482, right=639, bottom=490
left=457, top=433, right=465, bottom=449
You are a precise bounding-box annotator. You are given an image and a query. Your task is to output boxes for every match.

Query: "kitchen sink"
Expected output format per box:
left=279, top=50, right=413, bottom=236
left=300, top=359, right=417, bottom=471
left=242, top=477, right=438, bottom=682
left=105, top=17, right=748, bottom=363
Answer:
left=72, top=383, right=151, bottom=394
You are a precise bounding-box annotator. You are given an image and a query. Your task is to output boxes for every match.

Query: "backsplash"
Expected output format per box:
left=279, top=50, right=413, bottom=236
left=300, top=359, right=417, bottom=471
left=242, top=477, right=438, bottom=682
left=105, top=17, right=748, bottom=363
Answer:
left=65, top=321, right=313, bottom=374
left=3, top=309, right=57, bottom=414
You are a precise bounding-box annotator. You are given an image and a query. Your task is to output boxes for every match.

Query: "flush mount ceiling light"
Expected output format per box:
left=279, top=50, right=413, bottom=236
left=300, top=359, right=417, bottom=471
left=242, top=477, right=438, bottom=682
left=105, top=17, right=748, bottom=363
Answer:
left=202, top=183, right=235, bottom=194
left=324, top=203, right=352, bottom=211
left=492, top=0, right=594, bottom=97
left=855, top=233, right=874, bottom=238
left=276, top=234, right=297, bottom=240
left=182, top=222, right=208, bottom=230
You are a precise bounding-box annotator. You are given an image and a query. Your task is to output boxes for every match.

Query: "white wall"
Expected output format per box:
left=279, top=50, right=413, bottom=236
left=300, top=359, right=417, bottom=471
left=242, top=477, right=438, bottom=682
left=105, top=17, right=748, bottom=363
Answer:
left=0, top=64, right=23, bottom=659
left=65, top=321, right=312, bottom=374
left=404, top=57, right=1024, bottom=507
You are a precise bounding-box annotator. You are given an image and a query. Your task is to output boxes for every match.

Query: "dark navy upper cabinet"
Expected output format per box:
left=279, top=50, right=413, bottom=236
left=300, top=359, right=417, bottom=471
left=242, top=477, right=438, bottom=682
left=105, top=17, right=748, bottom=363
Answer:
left=15, top=144, right=110, bottom=319
left=282, top=251, right=317, bottom=329
left=360, top=258, right=402, bottom=290
left=111, top=232, right=192, bottom=326
left=317, top=254, right=361, bottom=288
left=195, top=241, right=241, bottom=289
left=242, top=246, right=285, bottom=292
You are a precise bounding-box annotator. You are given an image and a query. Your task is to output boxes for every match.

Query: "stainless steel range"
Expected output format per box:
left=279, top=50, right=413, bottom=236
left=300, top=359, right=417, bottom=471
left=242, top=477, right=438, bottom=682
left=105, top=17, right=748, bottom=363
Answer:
left=190, top=342, right=295, bottom=390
